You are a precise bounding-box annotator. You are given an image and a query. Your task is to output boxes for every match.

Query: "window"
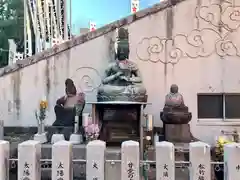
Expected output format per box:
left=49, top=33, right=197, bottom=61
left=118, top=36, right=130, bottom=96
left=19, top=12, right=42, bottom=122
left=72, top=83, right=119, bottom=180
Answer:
left=198, top=94, right=240, bottom=120
left=225, top=95, right=240, bottom=118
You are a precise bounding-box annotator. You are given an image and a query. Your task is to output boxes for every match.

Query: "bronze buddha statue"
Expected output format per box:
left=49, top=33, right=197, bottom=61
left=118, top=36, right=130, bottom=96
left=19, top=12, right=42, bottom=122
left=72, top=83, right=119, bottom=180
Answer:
left=97, top=28, right=147, bottom=102
left=160, top=84, right=192, bottom=124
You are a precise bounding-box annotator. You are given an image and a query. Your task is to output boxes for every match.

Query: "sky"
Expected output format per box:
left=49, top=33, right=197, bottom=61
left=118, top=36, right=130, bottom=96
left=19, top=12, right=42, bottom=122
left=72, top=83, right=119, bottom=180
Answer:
left=68, top=0, right=161, bottom=35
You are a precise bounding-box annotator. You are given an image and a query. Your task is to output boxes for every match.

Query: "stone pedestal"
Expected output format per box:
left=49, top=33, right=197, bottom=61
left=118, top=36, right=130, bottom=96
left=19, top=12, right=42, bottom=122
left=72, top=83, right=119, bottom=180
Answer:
left=165, top=124, right=194, bottom=142
left=34, top=132, right=47, bottom=144
left=89, top=102, right=145, bottom=145
left=69, top=134, right=83, bottom=144
left=51, top=134, right=65, bottom=144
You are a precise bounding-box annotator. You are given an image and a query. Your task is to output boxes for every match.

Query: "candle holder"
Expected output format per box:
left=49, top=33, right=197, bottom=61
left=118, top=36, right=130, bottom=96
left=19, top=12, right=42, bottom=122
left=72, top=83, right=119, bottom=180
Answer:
left=69, top=103, right=84, bottom=144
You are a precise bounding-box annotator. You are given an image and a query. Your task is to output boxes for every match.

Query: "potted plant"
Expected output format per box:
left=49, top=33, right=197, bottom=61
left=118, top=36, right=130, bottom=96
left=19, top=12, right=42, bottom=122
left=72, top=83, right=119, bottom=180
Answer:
left=212, top=136, right=233, bottom=180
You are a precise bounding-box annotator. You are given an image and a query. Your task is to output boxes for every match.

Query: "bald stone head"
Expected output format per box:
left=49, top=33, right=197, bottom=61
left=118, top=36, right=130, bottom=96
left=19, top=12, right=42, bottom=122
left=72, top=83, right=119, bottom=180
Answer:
left=170, top=84, right=178, bottom=94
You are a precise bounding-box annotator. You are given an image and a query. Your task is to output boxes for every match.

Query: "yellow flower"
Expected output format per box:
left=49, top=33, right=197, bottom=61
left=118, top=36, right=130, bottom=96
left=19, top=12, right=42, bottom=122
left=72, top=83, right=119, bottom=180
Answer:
left=216, top=136, right=234, bottom=156
left=40, top=100, right=48, bottom=109
left=218, top=136, right=225, bottom=144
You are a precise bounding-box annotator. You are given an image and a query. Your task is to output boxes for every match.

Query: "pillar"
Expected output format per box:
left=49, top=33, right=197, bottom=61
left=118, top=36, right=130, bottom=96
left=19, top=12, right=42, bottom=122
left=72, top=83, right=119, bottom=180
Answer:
left=18, top=140, right=41, bottom=180
left=0, top=140, right=9, bottom=180
left=156, top=141, right=175, bottom=180
left=224, top=143, right=240, bottom=180
left=189, top=141, right=211, bottom=180
left=86, top=140, right=106, bottom=180
left=52, top=140, right=73, bottom=180
left=121, top=140, right=139, bottom=180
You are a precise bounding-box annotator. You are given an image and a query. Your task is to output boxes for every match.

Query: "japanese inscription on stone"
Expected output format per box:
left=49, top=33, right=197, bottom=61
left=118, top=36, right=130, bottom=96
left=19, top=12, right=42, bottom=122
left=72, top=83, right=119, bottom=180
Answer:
left=127, top=162, right=135, bottom=180
left=197, top=164, right=205, bottom=180
left=92, top=161, right=98, bottom=180
left=163, top=164, right=169, bottom=178
left=22, top=162, right=30, bottom=180
left=236, top=164, right=240, bottom=171
left=57, top=162, right=64, bottom=180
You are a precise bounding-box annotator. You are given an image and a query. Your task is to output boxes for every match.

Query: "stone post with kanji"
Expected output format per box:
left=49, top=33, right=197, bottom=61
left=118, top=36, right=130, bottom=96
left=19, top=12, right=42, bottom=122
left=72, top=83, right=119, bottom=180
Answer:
left=0, top=140, right=9, bottom=180
left=156, top=141, right=175, bottom=180
left=224, top=143, right=240, bottom=180
left=52, top=140, right=73, bottom=180
left=86, top=140, right=106, bottom=180
left=18, top=140, right=41, bottom=180
left=189, top=141, right=211, bottom=180
left=121, top=140, right=140, bottom=180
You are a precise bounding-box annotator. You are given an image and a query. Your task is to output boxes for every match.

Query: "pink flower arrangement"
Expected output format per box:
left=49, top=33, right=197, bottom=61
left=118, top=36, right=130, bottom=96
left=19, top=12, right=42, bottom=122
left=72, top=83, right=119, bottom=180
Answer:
left=84, top=123, right=100, bottom=141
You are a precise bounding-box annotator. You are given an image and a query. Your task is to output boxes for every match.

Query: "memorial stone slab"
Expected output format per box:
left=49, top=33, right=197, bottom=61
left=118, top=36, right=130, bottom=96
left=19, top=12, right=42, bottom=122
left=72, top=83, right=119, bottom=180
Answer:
left=189, top=141, right=211, bottom=180
left=0, top=140, right=9, bottom=180
left=156, top=141, right=175, bottom=180
left=86, top=140, right=106, bottom=180
left=121, top=140, right=140, bottom=180
left=224, top=143, right=240, bottom=180
left=18, top=140, right=41, bottom=180
left=52, top=140, right=73, bottom=180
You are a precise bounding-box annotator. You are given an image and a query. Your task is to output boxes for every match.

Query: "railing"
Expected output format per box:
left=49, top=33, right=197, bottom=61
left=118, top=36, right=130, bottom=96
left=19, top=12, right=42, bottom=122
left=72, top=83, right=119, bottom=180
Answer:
left=0, top=140, right=238, bottom=180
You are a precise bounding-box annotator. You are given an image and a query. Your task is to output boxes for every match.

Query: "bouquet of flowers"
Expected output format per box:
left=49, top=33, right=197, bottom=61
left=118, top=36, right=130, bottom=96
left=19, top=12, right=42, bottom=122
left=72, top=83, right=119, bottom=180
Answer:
left=215, top=136, right=233, bottom=160
left=84, top=123, right=100, bottom=142
left=35, top=99, right=48, bottom=133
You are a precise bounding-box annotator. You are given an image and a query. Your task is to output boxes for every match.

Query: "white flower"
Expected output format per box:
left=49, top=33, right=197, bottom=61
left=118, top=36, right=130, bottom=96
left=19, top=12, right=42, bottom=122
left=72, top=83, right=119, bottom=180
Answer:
left=146, top=136, right=151, bottom=141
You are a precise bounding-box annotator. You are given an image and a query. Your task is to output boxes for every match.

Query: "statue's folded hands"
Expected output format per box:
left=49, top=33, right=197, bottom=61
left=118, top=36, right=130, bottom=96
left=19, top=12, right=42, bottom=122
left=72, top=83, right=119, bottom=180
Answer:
left=129, top=77, right=142, bottom=83
left=119, top=75, right=129, bottom=82
left=102, top=71, right=123, bottom=84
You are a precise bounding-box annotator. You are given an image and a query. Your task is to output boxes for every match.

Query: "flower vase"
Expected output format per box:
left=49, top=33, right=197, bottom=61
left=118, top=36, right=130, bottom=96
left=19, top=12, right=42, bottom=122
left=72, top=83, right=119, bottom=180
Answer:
left=41, top=119, right=45, bottom=133
left=34, top=118, right=47, bottom=144
left=38, top=119, right=42, bottom=134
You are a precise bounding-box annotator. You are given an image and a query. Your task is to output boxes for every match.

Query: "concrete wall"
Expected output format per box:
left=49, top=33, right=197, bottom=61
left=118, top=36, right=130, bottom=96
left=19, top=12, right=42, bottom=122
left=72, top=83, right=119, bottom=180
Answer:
left=1, top=0, right=240, bottom=144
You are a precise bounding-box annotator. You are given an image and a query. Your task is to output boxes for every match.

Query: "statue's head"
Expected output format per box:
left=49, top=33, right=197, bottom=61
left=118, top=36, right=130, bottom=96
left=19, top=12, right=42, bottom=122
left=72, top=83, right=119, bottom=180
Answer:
left=115, top=28, right=129, bottom=60
left=65, top=78, right=76, bottom=95
left=65, top=78, right=74, bottom=86
left=170, top=84, right=178, bottom=94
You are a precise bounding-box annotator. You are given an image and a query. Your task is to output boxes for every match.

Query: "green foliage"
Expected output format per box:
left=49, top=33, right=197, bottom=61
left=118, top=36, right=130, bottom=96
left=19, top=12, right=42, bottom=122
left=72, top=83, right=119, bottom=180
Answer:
left=0, top=30, right=9, bottom=67
left=0, top=0, right=24, bottom=67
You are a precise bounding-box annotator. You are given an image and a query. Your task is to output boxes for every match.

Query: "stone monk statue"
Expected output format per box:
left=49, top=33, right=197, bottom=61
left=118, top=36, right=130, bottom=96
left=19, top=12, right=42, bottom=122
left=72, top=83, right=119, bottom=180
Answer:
left=161, top=84, right=192, bottom=124
left=52, top=78, right=85, bottom=127
left=165, top=84, right=184, bottom=107
left=97, top=28, right=147, bottom=102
